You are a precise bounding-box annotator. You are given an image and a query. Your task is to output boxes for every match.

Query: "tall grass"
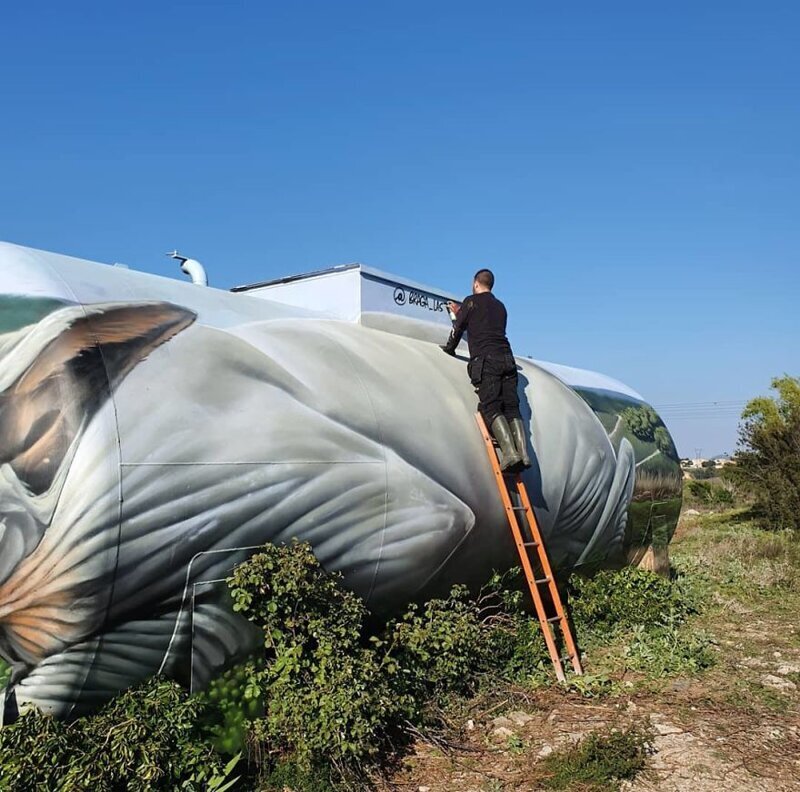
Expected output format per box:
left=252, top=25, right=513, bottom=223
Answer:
left=632, top=470, right=682, bottom=502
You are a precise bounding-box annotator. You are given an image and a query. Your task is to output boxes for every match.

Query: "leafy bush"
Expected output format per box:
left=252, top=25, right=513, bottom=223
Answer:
left=688, top=466, right=717, bottom=480
left=386, top=587, right=489, bottom=698
left=487, top=609, right=551, bottom=683
left=258, top=760, right=336, bottom=791
left=200, top=661, right=264, bottom=753
left=685, top=479, right=734, bottom=506
left=536, top=725, right=653, bottom=790
left=225, top=543, right=710, bottom=779
left=227, top=544, right=552, bottom=777
left=622, top=624, right=716, bottom=677
left=621, top=404, right=661, bottom=441
left=566, top=564, right=714, bottom=682
left=0, top=679, right=239, bottom=792
left=387, top=574, right=550, bottom=696
left=228, top=541, right=406, bottom=770
left=729, top=375, right=800, bottom=530
left=0, top=545, right=710, bottom=788
left=0, top=548, right=555, bottom=787
left=0, top=708, right=72, bottom=791
left=569, top=567, right=698, bottom=635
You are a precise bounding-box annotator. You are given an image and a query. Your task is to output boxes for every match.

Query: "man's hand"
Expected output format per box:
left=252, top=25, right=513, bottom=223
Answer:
left=440, top=344, right=456, bottom=356
left=447, top=301, right=460, bottom=316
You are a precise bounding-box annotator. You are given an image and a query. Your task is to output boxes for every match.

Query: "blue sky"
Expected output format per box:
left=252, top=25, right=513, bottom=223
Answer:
left=1, top=1, right=797, bottom=455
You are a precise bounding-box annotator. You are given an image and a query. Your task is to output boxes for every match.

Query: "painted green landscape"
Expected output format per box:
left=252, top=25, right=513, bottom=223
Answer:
left=573, top=387, right=683, bottom=559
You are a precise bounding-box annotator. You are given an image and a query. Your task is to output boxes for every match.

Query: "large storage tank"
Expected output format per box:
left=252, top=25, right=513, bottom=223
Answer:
left=0, top=242, right=681, bottom=718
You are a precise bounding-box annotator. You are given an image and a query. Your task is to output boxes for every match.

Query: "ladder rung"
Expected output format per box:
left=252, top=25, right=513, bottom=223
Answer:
left=510, top=506, right=527, bottom=511
left=522, top=541, right=539, bottom=547
left=546, top=615, right=563, bottom=623
left=534, top=576, right=551, bottom=584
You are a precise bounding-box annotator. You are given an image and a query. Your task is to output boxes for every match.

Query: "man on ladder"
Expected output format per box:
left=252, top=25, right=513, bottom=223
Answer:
left=444, top=270, right=584, bottom=681
left=441, top=268, right=531, bottom=473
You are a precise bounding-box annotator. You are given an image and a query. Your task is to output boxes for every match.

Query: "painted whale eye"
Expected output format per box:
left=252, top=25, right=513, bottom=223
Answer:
left=0, top=382, right=73, bottom=496
left=20, top=409, right=61, bottom=453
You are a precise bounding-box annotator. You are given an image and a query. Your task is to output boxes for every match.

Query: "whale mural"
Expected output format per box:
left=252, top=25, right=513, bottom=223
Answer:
left=0, top=242, right=681, bottom=720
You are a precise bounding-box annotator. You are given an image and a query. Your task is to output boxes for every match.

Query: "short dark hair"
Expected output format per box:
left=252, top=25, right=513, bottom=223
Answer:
left=474, top=269, right=495, bottom=290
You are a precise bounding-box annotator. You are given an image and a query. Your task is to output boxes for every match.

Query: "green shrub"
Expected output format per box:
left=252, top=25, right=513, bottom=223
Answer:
left=1, top=546, right=709, bottom=789
left=387, top=586, right=490, bottom=700
left=225, top=543, right=711, bottom=780
left=228, top=542, right=407, bottom=769
left=569, top=567, right=697, bottom=635
left=200, top=661, right=265, bottom=753
left=567, top=566, right=713, bottom=681
left=0, top=679, right=238, bottom=792
left=258, top=760, right=336, bottom=791
left=0, top=709, right=72, bottom=791
left=685, top=479, right=734, bottom=506
left=536, top=726, right=653, bottom=790
left=0, top=546, right=556, bottom=789
left=488, top=611, right=551, bottom=682
left=729, top=375, right=800, bottom=531
left=622, top=624, right=716, bottom=677
left=226, top=544, right=557, bottom=777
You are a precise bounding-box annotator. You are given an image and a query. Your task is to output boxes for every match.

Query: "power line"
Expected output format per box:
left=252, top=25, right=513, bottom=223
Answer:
left=652, top=399, right=747, bottom=421
left=653, top=399, right=747, bottom=409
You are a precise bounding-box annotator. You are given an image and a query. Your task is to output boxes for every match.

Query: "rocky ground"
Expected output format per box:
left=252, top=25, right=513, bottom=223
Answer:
left=380, top=509, right=800, bottom=791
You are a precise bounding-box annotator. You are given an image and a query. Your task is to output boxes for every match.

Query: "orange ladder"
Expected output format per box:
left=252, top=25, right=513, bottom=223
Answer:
left=475, top=413, right=583, bottom=682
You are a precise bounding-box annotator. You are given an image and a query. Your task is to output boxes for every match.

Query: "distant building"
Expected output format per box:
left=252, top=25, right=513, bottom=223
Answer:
left=682, top=458, right=709, bottom=469
left=712, top=456, right=735, bottom=467
left=680, top=455, right=735, bottom=478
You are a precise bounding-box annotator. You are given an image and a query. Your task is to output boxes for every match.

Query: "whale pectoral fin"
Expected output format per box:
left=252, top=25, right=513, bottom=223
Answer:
left=576, top=437, right=636, bottom=569
left=10, top=613, right=180, bottom=719
left=163, top=585, right=262, bottom=693
left=10, top=596, right=262, bottom=720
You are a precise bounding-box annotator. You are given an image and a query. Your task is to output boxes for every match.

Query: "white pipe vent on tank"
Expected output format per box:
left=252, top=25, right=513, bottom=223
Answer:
left=168, top=250, right=208, bottom=286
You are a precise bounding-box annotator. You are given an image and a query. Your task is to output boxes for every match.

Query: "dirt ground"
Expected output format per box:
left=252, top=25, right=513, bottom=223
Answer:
left=380, top=511, right=800, bottom=791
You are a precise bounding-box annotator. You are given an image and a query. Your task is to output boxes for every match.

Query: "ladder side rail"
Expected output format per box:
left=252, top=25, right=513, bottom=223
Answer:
left=514, top=475, right=584, bottom=675
left=474, top=414, right=566, bottom=682
left=498, top=476, right=566, bottom=682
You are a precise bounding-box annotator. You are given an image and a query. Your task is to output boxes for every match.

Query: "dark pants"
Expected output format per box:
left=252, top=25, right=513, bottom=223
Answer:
left=468, top=353, right=522, bottom=426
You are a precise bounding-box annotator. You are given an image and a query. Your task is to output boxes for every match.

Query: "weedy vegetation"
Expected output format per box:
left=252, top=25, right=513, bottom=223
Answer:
left=1, top=540, right=707, bottom=790
left=534, top=726, right=654, bottom=791
left=1, top=541, right=693, bottom=790
left=0, top=679, right=241, bottom=792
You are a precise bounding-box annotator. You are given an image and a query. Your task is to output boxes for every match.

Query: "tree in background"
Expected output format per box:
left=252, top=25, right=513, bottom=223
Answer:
left=654, top=426, right=679, bottom=459
left=731, top=375, right=800, bottom=531
left=621, top=404, right=679, bottom=460
left=621, top=404, right=661, bottom=441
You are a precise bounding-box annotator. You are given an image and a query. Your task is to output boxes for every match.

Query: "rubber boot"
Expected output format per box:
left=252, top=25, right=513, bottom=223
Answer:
left=491, top=416, right=523, bottom=472
left=510, top=418, right=532, bottom=469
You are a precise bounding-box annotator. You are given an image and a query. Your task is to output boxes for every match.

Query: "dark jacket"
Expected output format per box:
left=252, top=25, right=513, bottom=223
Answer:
left=441, top=291, right=513, bottom=359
